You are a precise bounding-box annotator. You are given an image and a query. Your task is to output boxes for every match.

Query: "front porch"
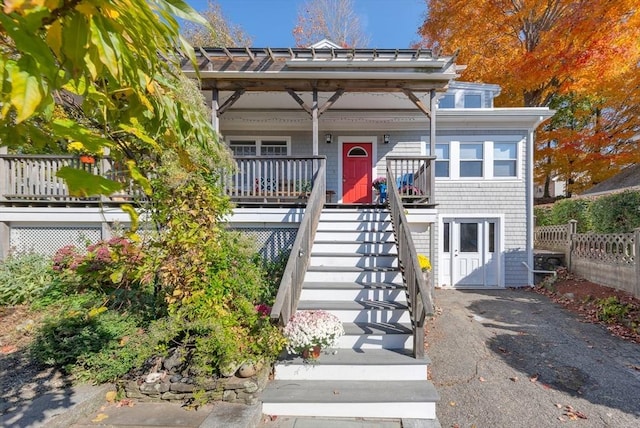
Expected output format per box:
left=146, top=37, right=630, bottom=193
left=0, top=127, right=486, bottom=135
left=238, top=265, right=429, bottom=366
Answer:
left=0, top=153, right=437, bottom=208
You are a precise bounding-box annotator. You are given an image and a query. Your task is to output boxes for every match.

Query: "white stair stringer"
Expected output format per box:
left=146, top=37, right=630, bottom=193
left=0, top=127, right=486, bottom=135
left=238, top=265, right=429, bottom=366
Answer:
left=261, top=207, right=440, bottom=421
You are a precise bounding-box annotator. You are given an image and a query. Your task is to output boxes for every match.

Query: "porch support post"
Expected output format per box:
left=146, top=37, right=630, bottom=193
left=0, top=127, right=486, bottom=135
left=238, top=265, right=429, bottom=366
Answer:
left=0, top=146, right=7, bottom=202
left=0, top=222, right=9, bottom=261
left=312, top=89, right=319, bottom=155
left=429, top=90, right=437, bottom=199
left=211, top=89, right=219, bottom=134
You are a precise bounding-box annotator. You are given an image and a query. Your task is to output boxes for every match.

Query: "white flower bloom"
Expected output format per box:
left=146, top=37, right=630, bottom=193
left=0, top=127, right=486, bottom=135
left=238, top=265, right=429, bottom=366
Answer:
left=283, top=310, right=345, bottom=354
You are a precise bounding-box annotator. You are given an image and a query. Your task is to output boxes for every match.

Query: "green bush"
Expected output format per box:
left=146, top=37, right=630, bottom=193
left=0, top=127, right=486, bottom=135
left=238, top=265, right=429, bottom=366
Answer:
left=534, top=206, right=553, bottom=226
left=549, top=198, right=591, bottom=232
left=0, top=253, right=53, bottom=306
left=589, top=191, right=640, bottom=233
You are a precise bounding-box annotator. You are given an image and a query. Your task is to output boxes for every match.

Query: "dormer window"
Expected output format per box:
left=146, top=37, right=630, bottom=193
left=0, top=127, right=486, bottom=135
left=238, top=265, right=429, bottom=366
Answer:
left=438, top=94, right=455, bottom=109
left=463, top=94, right=482, bottom=108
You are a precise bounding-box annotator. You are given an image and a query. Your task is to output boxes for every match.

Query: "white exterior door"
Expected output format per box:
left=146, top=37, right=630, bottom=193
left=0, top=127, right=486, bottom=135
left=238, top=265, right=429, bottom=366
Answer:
left=441, top=218, right=501, bottom=287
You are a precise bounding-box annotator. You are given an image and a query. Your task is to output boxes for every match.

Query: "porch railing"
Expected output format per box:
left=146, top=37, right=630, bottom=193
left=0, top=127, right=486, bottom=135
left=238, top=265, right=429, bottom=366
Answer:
left=0, top=153, right=142, bottom=203
left=0, top=154, right=324, bottom=205
left=386, top=162, right=434, bottom=359
left=270, top=158, right=326, bottom=325
left=223, top=156, right=323, bottom=202
left=386, top=156, right=436, bottom=205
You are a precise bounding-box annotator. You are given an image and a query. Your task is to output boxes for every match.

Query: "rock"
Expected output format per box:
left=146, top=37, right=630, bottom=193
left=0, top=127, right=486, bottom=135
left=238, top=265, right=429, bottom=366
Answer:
left=237, top=362, right=256, bottom=378
left=170, top=382, right=195, bottom=393
left=220, top=361, right=241, bottom=377
left=242, top=380, right=259, bottom=393
left=223, top=390, right=237, bottom=402
left=145, top=372, right=164, bottom=383
left=163, top=348, right=184, bottom=372
left=140, top=382, right=169, bottom=394
left=169, top=374, right=182, bottom=383
left=563, top=292, right=575, bottom=301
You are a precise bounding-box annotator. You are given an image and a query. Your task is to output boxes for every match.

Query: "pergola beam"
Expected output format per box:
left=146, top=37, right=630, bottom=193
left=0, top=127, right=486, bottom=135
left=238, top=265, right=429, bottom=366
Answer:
left=318, top=89, right=345, bottom=116
left=217, top=89, right=245, bottom=115
left=403, top=89, right=431, bottom=119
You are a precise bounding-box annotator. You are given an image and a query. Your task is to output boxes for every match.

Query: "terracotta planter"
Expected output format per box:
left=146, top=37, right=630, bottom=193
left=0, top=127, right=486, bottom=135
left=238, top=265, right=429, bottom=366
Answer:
left=302, top=345, right=321, bottom=360
left=79, top=155, right=96, bottom=164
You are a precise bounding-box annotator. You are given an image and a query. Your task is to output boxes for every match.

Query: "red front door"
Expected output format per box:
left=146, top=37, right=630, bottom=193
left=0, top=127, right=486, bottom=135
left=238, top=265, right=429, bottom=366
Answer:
left=342, top=142, right=373, bottom=203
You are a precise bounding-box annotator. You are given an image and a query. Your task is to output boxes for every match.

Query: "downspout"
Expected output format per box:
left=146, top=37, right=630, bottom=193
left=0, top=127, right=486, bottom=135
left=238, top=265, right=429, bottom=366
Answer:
left=526, top=116, right=548, bottom=286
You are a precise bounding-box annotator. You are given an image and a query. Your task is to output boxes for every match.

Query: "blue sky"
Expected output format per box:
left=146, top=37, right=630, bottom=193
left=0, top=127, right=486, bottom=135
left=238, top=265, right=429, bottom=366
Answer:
left=186, top=0, right=427, bottom=48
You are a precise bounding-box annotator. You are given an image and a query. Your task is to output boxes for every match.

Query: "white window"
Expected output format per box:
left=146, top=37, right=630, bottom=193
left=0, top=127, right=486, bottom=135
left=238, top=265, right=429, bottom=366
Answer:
left=424, top=137, right=522, bottom=180
left=228, top=137, right=290, bottom=157
left=493, top=143, right=517, bottom=177
left=438, top=94, right=455, bottom=109
left=464, top=94, right=482, bottom=108
left=460, top=143, right=483, bottom=177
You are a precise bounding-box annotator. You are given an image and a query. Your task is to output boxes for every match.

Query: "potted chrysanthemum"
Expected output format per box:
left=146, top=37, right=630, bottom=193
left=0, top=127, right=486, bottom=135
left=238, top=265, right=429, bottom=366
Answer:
left=283, top=310, right=344, bottom=360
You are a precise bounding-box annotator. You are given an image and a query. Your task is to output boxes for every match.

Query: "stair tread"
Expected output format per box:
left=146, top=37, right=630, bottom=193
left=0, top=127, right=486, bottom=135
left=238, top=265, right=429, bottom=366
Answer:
left=313, top=240, right=395, bottom=244
left=343, top=322, right=412, bottom=335
left=307, top=266, right=399, bottom=272
left=277, top=348, right=429, bottom=366
left=303, top=281, right=405, bottom=289
left=311, top=252, right=397, bottom=257
left=262, top=380, right=439, bottom=403
left=298, top=300, right=408, bottom=310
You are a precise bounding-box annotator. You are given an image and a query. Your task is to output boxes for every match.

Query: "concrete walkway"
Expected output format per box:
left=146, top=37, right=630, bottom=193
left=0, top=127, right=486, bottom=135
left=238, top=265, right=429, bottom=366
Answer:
left=427, top=288, right=640, bottom=427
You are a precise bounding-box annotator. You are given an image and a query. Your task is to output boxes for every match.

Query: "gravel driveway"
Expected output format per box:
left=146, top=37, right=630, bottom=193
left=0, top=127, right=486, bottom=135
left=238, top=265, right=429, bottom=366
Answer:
left=427, top=288, right=640, bottom=428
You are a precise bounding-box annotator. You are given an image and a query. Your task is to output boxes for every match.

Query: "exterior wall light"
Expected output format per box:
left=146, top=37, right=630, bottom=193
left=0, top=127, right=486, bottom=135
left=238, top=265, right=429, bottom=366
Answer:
left=325, top=133, right=332, bottom=144
left=383, top=134, right=390, bottom=144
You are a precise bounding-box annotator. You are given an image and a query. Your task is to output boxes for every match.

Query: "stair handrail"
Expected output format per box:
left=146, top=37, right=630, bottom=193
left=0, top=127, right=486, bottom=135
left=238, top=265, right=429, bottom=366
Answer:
left=386, top=164, right=435, bottom=359
left=270, top=157, right=326, bottom=325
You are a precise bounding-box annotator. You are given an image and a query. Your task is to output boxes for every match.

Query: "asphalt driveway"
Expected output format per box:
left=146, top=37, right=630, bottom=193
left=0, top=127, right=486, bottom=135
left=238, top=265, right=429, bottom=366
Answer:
left=427, top=288, right=640, bottom=428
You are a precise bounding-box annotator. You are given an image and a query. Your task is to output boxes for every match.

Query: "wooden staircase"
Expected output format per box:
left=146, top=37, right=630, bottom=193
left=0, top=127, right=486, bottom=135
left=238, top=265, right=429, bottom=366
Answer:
left=261, top=207, right=439, bottom=421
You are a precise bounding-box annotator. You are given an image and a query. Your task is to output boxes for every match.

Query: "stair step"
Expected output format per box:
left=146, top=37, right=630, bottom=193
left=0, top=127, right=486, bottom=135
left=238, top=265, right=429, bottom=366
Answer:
left=314, top=230, right=395, bottom=242
left=304, top=269, right=402, bottom=283
left=261, top=380, right=438, bottom=419
left=310, top=254, right=398, bottom=268
left=339, top=322, right=412, bottom=349
left=274, top=348, right=428, bottom=381
left=298, top=300, right=410, bottom=322
left=317, top=221, right=393, bottom=232
left=318, top=211, right=391, bottom=222
left=312, top=241, right=398, bottom=253
left=300, top=284, right=406, bottom=302
left=303, top=281, right=405, bottom=290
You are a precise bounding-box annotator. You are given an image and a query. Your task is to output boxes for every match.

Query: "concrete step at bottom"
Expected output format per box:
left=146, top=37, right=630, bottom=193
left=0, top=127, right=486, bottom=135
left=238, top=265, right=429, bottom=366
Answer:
left=261, top=380, right=439, bottom=419
left=274, top=348, right=429, bottom=381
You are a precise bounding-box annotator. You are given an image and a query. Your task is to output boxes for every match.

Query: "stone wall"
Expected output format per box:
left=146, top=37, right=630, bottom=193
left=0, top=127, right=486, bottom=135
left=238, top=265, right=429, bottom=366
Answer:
left=122, top=363, right=270, bottom=406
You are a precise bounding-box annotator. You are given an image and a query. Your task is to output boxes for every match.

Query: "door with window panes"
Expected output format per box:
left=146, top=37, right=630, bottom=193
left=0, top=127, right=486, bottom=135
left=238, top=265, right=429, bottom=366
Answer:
left=441, top=218, right=500, bottom=287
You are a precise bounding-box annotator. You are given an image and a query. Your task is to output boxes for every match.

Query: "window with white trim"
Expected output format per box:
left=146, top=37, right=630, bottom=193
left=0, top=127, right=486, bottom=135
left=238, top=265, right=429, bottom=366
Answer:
left=423, top=137, right=522, bottom=180
left=460, top=143, right=483, bottom=177
left=228, top=137, right=290, bottom=157
left=438, top=94, right=455, bottom=109
left=493, top=142, right=517, bottom=177
left=464, top=94, right=482, bottom=108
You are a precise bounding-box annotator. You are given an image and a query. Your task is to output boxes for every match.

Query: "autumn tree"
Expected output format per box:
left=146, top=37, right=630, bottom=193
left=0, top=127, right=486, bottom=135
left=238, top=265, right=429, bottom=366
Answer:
left=419, top=0, right=640, bottom=195
left=293, top=0, right=370, bottom=48
left=182, top=1, right=252, bottom=47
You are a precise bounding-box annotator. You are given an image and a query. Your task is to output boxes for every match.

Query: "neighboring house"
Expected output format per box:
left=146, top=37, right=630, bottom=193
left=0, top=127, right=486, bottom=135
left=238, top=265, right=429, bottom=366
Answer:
left=0, top=40, right=553, bottom=289
left=578, top=163, right=640, bottom=198
left=534, top=175, right=567, bottom=199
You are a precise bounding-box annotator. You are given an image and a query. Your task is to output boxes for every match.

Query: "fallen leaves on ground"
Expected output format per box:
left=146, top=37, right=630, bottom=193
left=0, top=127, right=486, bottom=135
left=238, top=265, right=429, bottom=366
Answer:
left=92, top=413, right=109, bottom=423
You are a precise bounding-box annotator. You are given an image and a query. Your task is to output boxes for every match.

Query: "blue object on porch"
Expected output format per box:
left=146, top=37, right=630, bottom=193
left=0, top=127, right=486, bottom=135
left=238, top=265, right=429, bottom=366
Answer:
left=379, top=183, right=387, bottom=204
left=396, top=173, right=414, bottom=189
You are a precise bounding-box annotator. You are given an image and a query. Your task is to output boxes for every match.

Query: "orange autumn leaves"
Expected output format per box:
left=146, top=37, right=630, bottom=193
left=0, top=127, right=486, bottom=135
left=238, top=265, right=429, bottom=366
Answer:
left=419, top=0, right=640, bottom=194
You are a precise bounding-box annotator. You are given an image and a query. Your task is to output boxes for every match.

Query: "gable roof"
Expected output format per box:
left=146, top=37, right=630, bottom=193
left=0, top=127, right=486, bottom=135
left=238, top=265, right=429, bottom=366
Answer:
left=580, top=163, right=640, bottom=196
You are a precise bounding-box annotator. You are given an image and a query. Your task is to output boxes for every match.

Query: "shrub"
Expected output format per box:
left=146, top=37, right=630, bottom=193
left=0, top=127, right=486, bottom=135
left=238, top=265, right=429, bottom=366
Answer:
left=549, top=198, right=591, bottom=232
left=0, top=253, right=53, bottom=306
left=534, top=206, right=553, bottom=226
left=589, top=191, right=640, bottom=233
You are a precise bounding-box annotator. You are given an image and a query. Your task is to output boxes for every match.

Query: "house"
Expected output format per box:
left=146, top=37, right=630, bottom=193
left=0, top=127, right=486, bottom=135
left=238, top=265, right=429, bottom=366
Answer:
left=578, top=163, right=640, bottom=198
left=0, top=40, right=552, bottom=421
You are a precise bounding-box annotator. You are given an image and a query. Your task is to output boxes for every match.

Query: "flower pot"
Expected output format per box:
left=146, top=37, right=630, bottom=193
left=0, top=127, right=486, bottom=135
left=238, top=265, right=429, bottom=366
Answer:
left=302, top=345, right=321, bottom=360
left=79, top=155, right=96, bottom=164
